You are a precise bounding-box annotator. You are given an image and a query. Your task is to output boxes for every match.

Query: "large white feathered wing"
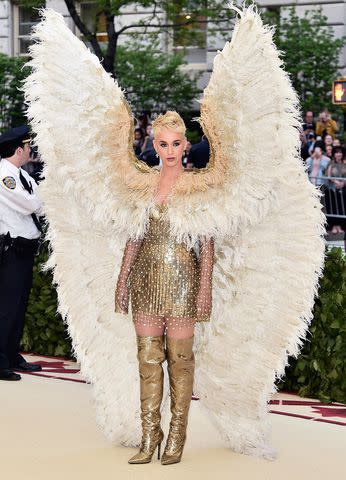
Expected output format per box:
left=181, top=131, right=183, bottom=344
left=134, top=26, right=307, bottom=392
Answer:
left=24, top=9, right=153, bottom=446
left=190, top=6, right=325, bottom=459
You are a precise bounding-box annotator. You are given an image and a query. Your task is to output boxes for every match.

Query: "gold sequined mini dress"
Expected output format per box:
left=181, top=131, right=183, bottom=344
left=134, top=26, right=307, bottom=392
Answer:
left=130, top=204, right=200, bottom=321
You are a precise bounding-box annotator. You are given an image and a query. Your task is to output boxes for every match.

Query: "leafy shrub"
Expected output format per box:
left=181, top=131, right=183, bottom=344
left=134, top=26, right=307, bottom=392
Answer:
left=21, top=243, right=73, bottom=358
left=280, top=248, right=346, bottom=403
left=0, top=54, right=28, bottom=132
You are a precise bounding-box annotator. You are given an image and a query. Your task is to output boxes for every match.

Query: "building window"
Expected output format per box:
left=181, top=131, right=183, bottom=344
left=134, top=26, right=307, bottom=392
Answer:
left=16, top=6, right=40, bottom=56
left=265, top=6, right=281, bottom=26
left=173, top=11, right=207, bottom=64
left=80, top=2, right=107, bottom=43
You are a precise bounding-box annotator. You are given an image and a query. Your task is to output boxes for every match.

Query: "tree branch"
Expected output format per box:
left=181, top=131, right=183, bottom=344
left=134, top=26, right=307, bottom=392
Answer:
left=64, top=0, right=104, bottom=61
left=116, top=15, right=231, bottom=35
left=104, top=12, right=118, bottom=76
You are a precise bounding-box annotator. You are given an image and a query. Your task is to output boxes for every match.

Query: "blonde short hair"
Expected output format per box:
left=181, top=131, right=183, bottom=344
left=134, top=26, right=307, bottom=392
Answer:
left=152, top=111, right=186, bottom=137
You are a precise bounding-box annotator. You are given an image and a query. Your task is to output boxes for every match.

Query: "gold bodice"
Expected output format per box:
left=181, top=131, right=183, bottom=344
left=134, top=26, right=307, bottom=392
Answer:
left=130, top=204, right=199, bottom=318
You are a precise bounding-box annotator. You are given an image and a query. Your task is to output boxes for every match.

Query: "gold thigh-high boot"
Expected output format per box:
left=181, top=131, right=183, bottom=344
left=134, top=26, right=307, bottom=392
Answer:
left=128, top=335, right=165, bottom=464
left=161, top=336, right=195, bottom=465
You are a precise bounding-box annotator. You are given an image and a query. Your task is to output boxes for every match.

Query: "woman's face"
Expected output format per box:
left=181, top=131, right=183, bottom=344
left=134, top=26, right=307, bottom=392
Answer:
left=153, top=130, right=187, bottom=168
left=325, top=135, right=333, bottom=146
left=134, top=130, right=142, bottom=141
left=326, top=145, right=333, bottom=157
left=334, top=151, right=343, bottom=163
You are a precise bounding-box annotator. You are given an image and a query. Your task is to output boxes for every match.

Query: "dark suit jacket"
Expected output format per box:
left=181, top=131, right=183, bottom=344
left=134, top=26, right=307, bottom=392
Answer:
left=188, top=138, right=210, bottom=169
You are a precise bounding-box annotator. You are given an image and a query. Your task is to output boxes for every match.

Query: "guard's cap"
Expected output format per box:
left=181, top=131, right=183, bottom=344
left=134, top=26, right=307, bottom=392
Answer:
left=0, top=125, right=31, bottom=158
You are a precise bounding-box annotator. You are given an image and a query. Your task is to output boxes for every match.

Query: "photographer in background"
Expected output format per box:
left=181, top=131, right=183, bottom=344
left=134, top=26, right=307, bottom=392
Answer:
left=316, top=110, right=339, bottom=139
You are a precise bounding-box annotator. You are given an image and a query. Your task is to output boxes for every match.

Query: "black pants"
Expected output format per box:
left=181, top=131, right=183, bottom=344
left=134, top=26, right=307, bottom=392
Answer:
left=0, top=246, right=35, bottom=370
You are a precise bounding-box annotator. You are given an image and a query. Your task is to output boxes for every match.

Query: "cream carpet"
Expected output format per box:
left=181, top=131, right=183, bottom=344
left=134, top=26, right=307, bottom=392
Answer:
left=0, top=364, right=344, bottom=480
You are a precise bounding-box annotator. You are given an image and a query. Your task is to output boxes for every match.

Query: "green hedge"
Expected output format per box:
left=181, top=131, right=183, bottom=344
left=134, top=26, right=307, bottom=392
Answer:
left=21, top=244, right=73, bottom=358
left=279, top=247, right=346, bottom=403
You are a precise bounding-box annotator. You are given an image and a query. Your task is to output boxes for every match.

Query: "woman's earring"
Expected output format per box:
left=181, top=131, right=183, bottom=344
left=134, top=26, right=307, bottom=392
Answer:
left=156, top=153, right=159, bottom=158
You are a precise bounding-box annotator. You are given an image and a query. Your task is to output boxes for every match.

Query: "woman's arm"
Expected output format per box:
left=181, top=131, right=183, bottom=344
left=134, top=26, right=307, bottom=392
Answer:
left=141, top=136, right=149, bottom=153
left=196, top=237, right=214, bottom=321
left=115, top=238, right=142, bottom=314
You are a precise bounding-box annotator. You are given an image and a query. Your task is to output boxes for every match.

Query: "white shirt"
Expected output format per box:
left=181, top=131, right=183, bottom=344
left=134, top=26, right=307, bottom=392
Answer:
left=0, top=158, right=42, bottom=239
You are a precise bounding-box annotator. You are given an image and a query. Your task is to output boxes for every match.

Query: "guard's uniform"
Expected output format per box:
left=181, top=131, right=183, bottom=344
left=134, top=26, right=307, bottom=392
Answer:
left=0, top=126, right=42, bottom=378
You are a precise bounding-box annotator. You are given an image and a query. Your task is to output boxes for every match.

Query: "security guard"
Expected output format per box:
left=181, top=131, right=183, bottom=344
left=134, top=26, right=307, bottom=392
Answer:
left=0, top=126, right=43, bottom=381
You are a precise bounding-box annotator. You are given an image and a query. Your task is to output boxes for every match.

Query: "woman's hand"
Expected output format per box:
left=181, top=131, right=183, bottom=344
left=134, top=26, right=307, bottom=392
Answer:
left=332, top=179, right=344, bottom=189
left=115, top=281, right=129, bottom=314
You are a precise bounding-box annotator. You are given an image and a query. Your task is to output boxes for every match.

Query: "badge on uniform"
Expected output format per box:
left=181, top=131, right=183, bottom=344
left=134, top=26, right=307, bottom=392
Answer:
left=2, top=176, right=16, bottom=190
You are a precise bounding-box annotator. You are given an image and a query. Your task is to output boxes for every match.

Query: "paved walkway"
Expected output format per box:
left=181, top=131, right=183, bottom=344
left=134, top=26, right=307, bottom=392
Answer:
left=1, top=354, right=344, bottom=479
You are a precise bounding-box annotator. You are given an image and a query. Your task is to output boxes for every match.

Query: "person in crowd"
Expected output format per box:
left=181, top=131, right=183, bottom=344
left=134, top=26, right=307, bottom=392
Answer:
left=188, top=135, right=210, bottom=169
left=306, top=145, right=330, bottom=186
left=316, top=110, right=339, bottom=138
left=141, top=124, right=154, bottom=154
left=22, top=146, right=44, bottom=183
left=136, top=113, right=150, bottom=136
left=182, top=141, right=192, bottom=168
left=302, top=111, right=315, bottom=132
left=133, top=128, right=145, bottom=157
left=324, top=134, right=333, bottom=148
left=313, top=138, right=325, bottom=154
left=325, top=146, right=346, bottom=234
left=0, top=126, right=43, bottom=381
left=332, top=138, right=341, bottom=148
left=325, top=144, right=333, bottom=159
left=139, top=124, right=159, bottom=167
left=300, top=129, right=315, bottom=161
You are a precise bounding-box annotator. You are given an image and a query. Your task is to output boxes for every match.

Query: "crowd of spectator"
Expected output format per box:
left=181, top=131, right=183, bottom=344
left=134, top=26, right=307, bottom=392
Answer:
left=133, top=110, right=346, bottom=235
left=301, top=109, right=346, bottom=234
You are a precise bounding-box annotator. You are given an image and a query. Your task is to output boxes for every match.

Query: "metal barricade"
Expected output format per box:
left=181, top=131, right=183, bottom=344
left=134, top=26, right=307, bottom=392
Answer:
left=308, top=175, right=346, bottom=218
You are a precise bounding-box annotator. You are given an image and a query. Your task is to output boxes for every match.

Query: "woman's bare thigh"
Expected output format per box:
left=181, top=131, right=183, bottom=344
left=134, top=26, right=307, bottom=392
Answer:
left=165, top=316, right=196, bottom=339
left=133, top=313, right=165, bottom=337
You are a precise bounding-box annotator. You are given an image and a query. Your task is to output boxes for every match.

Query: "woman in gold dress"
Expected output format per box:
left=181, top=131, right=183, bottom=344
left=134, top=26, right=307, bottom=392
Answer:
left=25, top=6, right=325, bottom=462
left=115, top=111, right=214, bottom=465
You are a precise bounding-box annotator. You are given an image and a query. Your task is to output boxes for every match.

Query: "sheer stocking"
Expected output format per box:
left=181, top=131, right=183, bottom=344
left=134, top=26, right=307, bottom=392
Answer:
left=196, top=237, right=214, bottom=320
left=134, top=314, right=195, bottom=339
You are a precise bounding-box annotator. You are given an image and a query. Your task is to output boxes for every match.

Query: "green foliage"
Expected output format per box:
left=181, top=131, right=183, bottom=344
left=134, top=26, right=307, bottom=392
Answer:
left=18, top=1, right=233, bottom=75
left=264, top=7, right=346, bottom=114
left=116, top=41, right=201, bottom=112
left=21, top=243, right=73, bottom=358
left=0, top=54, right=28, bottom=132
left=280, top=248, right=346, bottom=403
left=185, top=128, right=201, bottom=144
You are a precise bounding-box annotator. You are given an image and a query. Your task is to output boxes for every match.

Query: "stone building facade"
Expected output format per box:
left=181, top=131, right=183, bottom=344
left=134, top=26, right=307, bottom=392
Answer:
left=1, top=0, right=345, bottom=91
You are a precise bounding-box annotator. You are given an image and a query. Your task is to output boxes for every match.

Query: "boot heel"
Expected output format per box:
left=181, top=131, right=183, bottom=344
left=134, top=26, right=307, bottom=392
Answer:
left=157, top=441, right=161, bottom=460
